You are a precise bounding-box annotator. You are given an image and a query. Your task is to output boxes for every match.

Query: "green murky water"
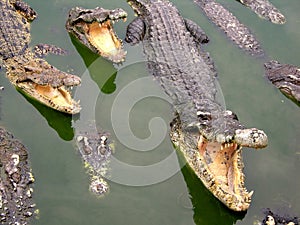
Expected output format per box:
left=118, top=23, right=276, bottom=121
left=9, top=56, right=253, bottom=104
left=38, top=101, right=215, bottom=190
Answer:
left=0, top=0, right=299, bottom=224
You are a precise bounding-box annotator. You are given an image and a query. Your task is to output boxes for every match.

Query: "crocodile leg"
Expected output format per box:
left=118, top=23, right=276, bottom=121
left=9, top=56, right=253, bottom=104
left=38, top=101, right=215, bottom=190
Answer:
left=125, top=17, right=146, bottom=46
left=184, top=18, right=209, bottom=44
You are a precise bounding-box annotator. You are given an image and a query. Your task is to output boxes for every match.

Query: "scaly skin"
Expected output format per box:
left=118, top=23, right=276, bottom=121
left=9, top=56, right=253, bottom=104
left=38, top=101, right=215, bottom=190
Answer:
left=193, top=0, right=285, bottom=55
left=75, top=123, right=114, bottom=196
left=236, top=0, right=286, bottom=24
left=194, top=0, right=264, bottom=56
left=0, top=0, right=81, bottom=114
left=126, top=0, right=267, bottom=211
left=264, top=60, right=300, bottom=105
left=0, top=127, right=36, bottom=224
left=261, top=208, right=299, bottom=225
left=66, top=7, right=127, bottom=63
left=193, top=0, right=300, bottom=106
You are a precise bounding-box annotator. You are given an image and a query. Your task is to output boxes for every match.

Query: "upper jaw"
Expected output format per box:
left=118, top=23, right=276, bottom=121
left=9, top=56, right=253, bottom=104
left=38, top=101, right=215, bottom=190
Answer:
left=67, top=7, right=127, bottom=24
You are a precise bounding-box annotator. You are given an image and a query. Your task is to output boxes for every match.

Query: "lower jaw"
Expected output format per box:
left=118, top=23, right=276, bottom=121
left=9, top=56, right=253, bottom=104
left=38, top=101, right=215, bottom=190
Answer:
left=86, top=21, right=126, bottom=62
left=16, top=82, right=81, bottom=114
left=197, top=135, right=252, bottom=211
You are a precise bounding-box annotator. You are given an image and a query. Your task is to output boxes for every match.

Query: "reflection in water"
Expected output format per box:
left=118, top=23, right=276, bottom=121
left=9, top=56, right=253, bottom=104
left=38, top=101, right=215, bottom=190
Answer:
left=20, top=91, right=74, bottom=141
left=178, top=151, right=246, bottom=225
left=69, top=35, right=118, bottom=94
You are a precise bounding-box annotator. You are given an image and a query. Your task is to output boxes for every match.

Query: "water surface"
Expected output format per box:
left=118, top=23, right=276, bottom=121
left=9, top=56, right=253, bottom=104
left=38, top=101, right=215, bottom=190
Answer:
left=0, top=0, right=299, bottom=224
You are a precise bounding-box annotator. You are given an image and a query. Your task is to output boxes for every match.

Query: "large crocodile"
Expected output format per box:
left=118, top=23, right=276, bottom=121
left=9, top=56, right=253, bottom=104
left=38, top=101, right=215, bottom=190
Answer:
left=66, top=6, right=127, bottom=63
left=0, top=127, right=36, bottom=224
left=125, top=0, right=267, bottom=211
left=0, top=0, right=81, bottom=114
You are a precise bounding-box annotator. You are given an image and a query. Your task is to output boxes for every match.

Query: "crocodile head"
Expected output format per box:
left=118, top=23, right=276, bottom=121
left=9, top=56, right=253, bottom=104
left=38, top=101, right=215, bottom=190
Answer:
left=171, top=111, right=268, bottom=211
left=4, top=54, right=81, bottom=114
left=264, top=60, right=300, bottom=105
left=66, top=7, right=127, bottom=63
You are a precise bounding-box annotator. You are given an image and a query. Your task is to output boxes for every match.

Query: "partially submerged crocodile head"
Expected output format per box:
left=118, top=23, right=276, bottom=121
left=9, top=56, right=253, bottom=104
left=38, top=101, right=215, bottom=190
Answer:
left=171, top=110, right=268, bottom=211
left=4, top=52, right=81, bottom=114
left=66, top=7, right=127, bottom=63
left=264, top=60, right=300, bottom=105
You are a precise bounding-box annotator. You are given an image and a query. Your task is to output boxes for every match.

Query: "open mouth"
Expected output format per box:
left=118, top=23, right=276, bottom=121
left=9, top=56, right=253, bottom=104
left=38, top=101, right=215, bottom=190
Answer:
left=17, top=81, right=81, bottom=114
left=197, top=134, right=252, bottom=211
left=84, top=19, right=127, bottom=63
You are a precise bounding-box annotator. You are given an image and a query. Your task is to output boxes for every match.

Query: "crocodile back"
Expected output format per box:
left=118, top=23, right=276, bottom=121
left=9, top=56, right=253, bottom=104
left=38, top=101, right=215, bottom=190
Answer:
left=0, top=0, right=31, bottom=60
left=132, top=0, right=222, bottom=125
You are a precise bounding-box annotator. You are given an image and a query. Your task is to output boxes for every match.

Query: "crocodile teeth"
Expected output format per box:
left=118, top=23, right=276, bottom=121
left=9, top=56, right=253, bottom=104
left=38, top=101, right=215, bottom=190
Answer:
left=248, top=190, right=254, bottom=198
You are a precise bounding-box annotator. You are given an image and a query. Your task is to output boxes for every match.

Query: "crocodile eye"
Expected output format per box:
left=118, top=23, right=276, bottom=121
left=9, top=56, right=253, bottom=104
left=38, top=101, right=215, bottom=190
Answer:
left=224, top=110, right=238, bottom=120
left=197, top=111, right=211, bottom=121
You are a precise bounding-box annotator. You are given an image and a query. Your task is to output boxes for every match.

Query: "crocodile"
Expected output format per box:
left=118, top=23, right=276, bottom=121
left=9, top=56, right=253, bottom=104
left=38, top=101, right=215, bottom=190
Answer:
left=193, top=0, right=300, bottom=105
left=75, top=122, right=113, bottom=196
left=0, top=0, right=81, bottom=114
left=260, top=208, right=299, bottom=225
left=236, top=0, right=286, bottom=24
left=66, top=6, right=127, bottom=63
left=193, top=0, right=264, bottom=56
left=264, top=60, right=300, bottom=105
left=125, top=0, right=268, bottom=211
left=193, top=0, right=285, bottom=56
left=0, top=127, right=36, bottom=224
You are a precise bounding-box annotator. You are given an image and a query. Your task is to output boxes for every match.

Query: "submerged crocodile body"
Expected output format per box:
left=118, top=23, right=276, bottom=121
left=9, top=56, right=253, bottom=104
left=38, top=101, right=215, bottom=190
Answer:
left=75, top=123, right=113, bottom=196
left=0, top=0, right=81, bottom=114
left=66, top=6, right=127, bottom=63
left=193, top=0, right=285, bottom=55
left=193, top=0, right=300, bottom=104
left=236, top=0, right=286, bottom=24
left=125, top=0, right=267, bottom=211
left=0, top=127, right=36, bottom=224
left=264, top=60, right=300, bottom=105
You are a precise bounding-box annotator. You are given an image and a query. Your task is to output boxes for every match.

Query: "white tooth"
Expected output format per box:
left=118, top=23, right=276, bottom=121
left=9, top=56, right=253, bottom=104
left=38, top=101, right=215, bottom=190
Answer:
left=248, top=190, right=254, bottom=198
